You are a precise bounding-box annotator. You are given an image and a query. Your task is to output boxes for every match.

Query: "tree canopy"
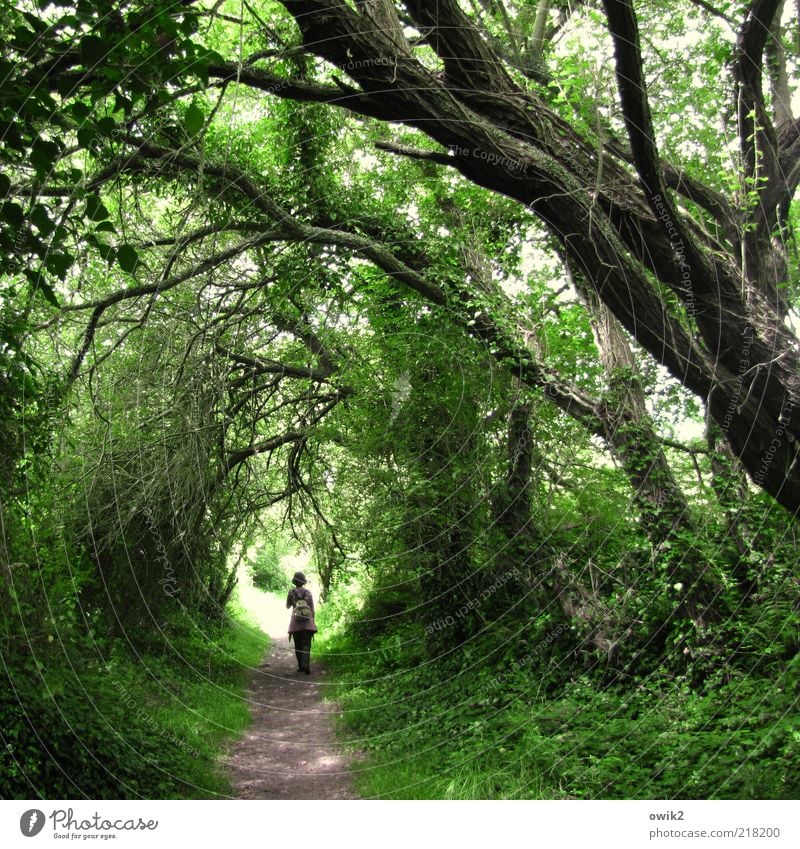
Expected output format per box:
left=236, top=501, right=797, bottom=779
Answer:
left=1, top=0, right=800, bottom=800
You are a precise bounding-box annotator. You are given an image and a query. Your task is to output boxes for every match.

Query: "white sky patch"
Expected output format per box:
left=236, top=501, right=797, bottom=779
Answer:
left=673, top=416, right=706, bottom=442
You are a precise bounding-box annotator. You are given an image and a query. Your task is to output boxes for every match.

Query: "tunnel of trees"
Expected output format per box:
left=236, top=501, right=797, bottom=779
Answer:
left=1, top=0, right=799, bottom=798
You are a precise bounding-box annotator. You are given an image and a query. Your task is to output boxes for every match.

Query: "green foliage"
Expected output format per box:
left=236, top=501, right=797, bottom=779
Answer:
left=2, top=0, right=800, bottom=803
left=0, top=605, right=267, bottom=799
left=317, top=605, right=800, bottom=800
left=248, top=533, right=293, bottom=592
left=0, top=0, right=222, bottom=293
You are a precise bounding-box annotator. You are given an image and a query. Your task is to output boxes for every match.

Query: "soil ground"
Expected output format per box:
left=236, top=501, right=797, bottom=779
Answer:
left=224, top=584, right=357, bottom=799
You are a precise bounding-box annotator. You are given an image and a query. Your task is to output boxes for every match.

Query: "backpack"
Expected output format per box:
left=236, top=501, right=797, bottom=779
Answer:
left=294, top=598, right=312, bottom=620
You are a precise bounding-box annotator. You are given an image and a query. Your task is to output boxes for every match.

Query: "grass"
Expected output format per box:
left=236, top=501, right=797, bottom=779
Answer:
left=314, top=615, right=800, bottom=800
left=1, top=595, right=269, bottom=799
left=143, top=593, right=271, bottom=797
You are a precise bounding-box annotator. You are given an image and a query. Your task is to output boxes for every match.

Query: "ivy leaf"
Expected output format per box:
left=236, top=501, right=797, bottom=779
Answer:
left=85, top=194, right=110, bottom=222
left=69, top=102, right=92, bottom=122
left=25, top=270, right=60, bottom=307
left=1, top=201, right=24, bottom=229
left=46, top=251, right=73, bottom=280
left=79, top=35, right=107, bottom=67
left=30, top=139, right=61, bottom=177
left=117, top=243, right=139, bottom=275
left=77, top=125, right=97, bottom=148
left=30, top=204, right=55, bottom=236
left=184, top=102, right=205, bottom=137
left=0, top=120, right=24, bottom=151
left=95, top=242, right=116, bottom=264
left=96, top=117, right=117, bottom=137
left=36, top=279, right=61, bottom=307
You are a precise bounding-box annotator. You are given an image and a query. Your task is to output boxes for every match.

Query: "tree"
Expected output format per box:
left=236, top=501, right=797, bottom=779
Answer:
left=3, top=0, right=798, bottom=672
left=197, top=0, right=800, bottom=514
left=6, top=0, right=800, bottom=513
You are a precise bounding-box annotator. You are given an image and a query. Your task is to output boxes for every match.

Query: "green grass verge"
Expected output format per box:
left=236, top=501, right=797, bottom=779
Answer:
left=1, top=598, right=269, bottom=799
left=315, top=619, right=800, bottom=800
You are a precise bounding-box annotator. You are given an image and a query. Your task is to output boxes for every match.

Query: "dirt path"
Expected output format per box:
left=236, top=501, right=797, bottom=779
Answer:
left=224, top=585, right=357, bottom=799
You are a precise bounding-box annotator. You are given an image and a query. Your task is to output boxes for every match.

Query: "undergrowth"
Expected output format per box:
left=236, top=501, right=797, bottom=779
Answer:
left=315, top=602, right=800, bottom=800
left=1, top=596, right=267, bottom=799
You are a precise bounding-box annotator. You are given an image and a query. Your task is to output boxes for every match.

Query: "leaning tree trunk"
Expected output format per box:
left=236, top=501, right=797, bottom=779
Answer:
left=706, top=420, right=758, bottom=599
left=572, top=275, right=691, bottom=544
left=574, top=276, right=725, bottom=627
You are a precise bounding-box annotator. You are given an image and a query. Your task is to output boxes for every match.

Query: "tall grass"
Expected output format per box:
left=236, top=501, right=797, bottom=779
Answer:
left=1, top=596, right=269, bottom=799
left=315, top=616, right=800, bottom=800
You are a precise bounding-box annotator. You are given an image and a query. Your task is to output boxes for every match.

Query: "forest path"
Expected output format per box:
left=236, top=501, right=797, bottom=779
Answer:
left=223, top=582, right=357, bottom=799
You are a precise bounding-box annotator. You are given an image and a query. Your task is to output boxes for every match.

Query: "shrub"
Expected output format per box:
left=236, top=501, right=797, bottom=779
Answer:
left=248, top=533, right=294, bottom=592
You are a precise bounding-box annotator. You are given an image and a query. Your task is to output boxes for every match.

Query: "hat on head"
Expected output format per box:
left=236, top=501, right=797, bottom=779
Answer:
left=292, top=571, right=307, bottom=586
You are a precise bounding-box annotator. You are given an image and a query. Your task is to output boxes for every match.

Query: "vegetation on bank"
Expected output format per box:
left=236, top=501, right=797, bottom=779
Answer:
left=1, top=596, right=267, bottom=799
left=315, top=586, right=800, bottom=800
left=2, top=0, right=800, bottom=801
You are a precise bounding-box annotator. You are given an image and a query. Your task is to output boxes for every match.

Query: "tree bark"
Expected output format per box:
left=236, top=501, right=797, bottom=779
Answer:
left=572, top=274, right=692, bottom=543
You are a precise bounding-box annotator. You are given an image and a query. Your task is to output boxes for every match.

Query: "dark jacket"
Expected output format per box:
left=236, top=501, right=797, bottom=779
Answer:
left=286, top=586, right=318, bottom=633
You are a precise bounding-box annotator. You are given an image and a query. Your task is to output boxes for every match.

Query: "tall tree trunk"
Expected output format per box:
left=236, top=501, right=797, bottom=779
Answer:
left=574, top=276, right=692, bottom=545
left=706, top=419, right=757, bottom=599
left=571, top=275, right=724, bottom=630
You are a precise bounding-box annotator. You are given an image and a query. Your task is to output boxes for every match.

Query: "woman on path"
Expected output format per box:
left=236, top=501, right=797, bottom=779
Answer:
left=286, top=571, right=317, bottom=674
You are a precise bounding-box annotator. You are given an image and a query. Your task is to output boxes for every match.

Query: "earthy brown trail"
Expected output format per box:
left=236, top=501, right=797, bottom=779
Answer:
left=223, top=587, right=357, bottom=799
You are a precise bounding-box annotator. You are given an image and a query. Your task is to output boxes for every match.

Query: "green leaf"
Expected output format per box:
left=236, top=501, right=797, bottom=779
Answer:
left=46, top=251, right=72, bottom=280
left=184, top=102, right=205, bottom=137
left=24, top=270, right=60, bottom=307
left=77, top=125, right=97, bottom=148
left=30, top=204, right=55, bottom=236
left=114, top=93, right=133, bottom=116
left=200, top=48, right=225, bottom=65
left=0, top=121, right=24, bottom=151
left=79, top=35, right=107, bottom=67
left=85, top=194, right=110, bottom=222
left=117, top=243, right=139, bottom=275
left=33, top=277, right=60, bottom=307
left=96, top=117, right=117, bottom=137
left=95, top=242, right=116, bottom=264
left=22, top=11, right=48, bottom=33
left=1, top=201, right=24, bottom=229
left=30, top=139, right=61, bottom=176
left=69, top=102, right=92, bottom=122
left=12, top=25, right=36, bottom=51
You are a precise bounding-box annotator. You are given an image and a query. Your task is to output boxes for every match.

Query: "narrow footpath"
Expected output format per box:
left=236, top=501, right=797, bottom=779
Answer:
left=224, top=587, right=357, bottom=799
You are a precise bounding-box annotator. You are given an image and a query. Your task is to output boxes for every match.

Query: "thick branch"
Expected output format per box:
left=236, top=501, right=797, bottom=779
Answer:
left=222, top=397, right=341, bottom=475
left=66, top=232, right=282, bottom=380
left=603, top=0, right=712, bottom=277
left=402, top=0, right=517, bottom=92
left=734, top=0, right=783, bottom=199
left=766, top=1, right=793, bottom=129
left=688, top=0, right=737, bottom=25
left=223, top=430, right=306, bottom=475
left=217, top=344, right=339, bottom=386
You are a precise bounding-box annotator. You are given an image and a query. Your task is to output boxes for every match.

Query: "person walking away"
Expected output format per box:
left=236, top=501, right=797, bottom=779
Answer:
left=286, top=571, right=317, bottom=673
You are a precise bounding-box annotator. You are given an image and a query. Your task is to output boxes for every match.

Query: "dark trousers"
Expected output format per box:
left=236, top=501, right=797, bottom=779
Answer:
left=292, top=630, right=314, bottom=672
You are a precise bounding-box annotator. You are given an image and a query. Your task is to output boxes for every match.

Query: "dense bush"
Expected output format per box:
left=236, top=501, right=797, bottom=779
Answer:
left=316, top=589, right=800, bottom=800
left=248, top=533, right=294, bottom=592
